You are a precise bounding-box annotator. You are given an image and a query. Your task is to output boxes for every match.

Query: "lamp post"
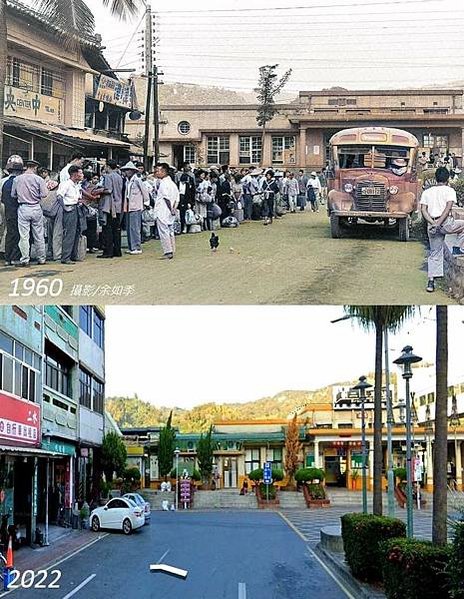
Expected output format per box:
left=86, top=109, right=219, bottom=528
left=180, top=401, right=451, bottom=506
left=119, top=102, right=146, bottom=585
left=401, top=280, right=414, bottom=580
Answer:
left=384, top=329, right=395, bottom=518
left=174, top=448, right=180, bottom=511
left=352, top=376, right=373, bottom=514
left=449, top=395, right=461, bottom=491
left=394, top=345, right=422, bottom=538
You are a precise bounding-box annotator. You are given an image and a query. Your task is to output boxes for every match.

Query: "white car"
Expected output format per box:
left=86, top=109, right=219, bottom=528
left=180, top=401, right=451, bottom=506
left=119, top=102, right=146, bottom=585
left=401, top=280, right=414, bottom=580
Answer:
left=90, top=497, right=145, bottom=535
left=123, top=493, right=151, bottom=523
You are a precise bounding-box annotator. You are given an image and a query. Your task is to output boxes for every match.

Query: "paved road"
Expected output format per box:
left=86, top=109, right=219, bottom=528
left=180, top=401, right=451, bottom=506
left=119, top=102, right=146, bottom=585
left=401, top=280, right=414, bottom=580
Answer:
left=0, top=211, right=452, bottom=305
left=6, top=511, right=355, bottom=599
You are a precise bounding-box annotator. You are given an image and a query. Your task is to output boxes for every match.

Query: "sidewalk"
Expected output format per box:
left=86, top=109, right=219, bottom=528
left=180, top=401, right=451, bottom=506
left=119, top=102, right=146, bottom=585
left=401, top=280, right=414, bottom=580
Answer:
left=12, top=529, right=106, bottom=573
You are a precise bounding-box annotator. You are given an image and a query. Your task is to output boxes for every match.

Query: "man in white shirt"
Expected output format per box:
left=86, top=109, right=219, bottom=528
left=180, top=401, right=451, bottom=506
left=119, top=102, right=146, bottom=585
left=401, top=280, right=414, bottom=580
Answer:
left=420, top=166, right=464, bottom=292
left=57, top=165, right=83, bottom=264
left=307, top=172, right=322, bottom=212
left=154, top=163, right=180, bottom=260
left=59, top=152, right=85, bottom=184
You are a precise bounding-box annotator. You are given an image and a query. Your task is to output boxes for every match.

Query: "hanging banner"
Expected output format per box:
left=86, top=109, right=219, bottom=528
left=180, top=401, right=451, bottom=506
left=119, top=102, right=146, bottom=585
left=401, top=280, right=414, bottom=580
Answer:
left=95, top=75, right=133, bottom=109
left=0, top=393, right=41, bottom=447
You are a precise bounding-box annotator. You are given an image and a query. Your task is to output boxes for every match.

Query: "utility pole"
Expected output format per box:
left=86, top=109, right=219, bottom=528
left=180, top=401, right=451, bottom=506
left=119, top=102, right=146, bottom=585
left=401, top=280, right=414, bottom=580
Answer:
left=152, top=13, right=161, bottom=165
left=143, top=1, right=154, bottom=170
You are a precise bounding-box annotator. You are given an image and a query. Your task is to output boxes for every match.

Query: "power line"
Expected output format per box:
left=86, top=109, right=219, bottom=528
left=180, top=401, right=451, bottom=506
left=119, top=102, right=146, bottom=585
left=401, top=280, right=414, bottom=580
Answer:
left=155, top=0, right=446, bottom=15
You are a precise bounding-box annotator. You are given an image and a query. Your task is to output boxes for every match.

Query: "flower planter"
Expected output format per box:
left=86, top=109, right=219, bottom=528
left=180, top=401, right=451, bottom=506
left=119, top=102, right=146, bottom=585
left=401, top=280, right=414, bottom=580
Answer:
left=255, top=485, right=280, bottom=509
left=302, top=483, right=330, bottom=508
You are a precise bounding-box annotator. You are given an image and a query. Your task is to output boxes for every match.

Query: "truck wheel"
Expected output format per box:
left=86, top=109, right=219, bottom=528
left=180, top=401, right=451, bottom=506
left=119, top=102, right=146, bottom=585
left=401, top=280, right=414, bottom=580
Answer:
left=398, top=218, right=410, bottom=242
left=330, top=214, right=342, bottom=239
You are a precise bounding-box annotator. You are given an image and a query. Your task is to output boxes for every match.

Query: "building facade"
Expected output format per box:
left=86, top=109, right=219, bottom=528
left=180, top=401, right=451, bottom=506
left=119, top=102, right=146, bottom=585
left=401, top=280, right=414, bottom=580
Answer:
left=121, top=367, right=464, bottom=494
left=3, top=0, right=136, bottom=172
left=126, top=87, right=464, bottom=171
left=0, top=305, right=106, bottom=548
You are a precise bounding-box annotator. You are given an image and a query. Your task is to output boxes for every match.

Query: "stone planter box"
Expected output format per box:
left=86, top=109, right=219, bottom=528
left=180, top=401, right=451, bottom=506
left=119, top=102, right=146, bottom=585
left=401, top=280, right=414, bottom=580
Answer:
left=302, top=484, right=330, bottom=508
left=444, top=245, right=464, bottom=303
left=255, top=485, right=280, bottom=509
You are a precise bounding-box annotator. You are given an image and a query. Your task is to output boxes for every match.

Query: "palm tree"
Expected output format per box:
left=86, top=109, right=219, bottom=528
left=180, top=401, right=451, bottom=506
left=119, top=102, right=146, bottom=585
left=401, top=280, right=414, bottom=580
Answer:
left=432, top=306, right=448, bottom=546
left=345, top=306, right=415, bottom=516
left=0, top=0, right=143, bottom=165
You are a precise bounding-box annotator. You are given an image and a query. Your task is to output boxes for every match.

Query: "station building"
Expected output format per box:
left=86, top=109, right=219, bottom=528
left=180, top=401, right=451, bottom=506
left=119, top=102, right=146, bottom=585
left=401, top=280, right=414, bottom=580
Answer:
left=127, top=84, right=464, bottom=171
left=122, top=366, right=464, bottom=494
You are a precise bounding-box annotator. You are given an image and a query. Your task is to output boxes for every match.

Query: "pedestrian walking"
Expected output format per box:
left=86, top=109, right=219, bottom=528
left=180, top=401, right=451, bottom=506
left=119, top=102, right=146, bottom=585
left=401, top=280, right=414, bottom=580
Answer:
left=420, top=166, right=464, bottom=293
left=307, top=172, right=322, bottom=212
left=120, top=161, right=150, bottom=255
left=154, top=163, right=180, bottom=260
left=11, top=159, right=48, bottom=266
left=57, top=164, right=84, bottom=264
left=297, top=169, right=308, bottom=211
left=99, top=159, right=124, bottom=259
left=1, top=155, right=24, bottom=266
left=285, top=172, right=299, bottom=213
left=241, top=168, right=257, bottom=221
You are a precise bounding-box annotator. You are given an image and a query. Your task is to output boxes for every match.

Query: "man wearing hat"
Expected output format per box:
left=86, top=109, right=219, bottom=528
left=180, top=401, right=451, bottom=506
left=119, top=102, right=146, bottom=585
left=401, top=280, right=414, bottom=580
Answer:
left=11, top=159, right=48, bottom=266
left=1, top=155, right=24, bottom=265
left=307, top=172, right=322, bottom=212
left=120, top=161, right=150, bottom=254
left=390, top=158, right=408, bottom=177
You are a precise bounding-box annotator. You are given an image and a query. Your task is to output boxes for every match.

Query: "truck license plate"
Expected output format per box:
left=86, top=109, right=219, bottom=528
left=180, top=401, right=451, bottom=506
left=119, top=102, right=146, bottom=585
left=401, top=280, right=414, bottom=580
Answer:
left=361, top=187, right=381, bottom=196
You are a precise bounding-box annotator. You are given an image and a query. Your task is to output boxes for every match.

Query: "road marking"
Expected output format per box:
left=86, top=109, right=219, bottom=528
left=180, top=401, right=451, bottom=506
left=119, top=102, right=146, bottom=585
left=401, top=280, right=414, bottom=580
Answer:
left=277, top=512, right=357, bottom=599
left=0, top=534, right=109, bottom=598
left=61, top=574, right=96, bottom=599
left=149, top=564, right=188, bottom=579
left=238, top=582, right=247, bottom=599
left=156, top=549, right=170, bottom=564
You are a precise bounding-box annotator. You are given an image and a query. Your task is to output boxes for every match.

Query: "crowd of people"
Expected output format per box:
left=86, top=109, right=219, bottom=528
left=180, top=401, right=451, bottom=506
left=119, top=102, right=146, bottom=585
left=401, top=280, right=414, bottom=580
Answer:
left=0, top=154, right=325, bottom=265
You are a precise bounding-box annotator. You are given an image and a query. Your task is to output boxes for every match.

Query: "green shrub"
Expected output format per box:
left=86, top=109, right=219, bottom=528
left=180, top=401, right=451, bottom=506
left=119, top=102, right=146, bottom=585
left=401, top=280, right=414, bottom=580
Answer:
left=449, top=522, right=464, bottom=599
left=121, top=467, right=141, bottom=493
left=307, top=482, right=326, bottom=500
left=382, top=538, right=452, bottom=599
left=394, top=467, right=407, bottom=482
left=191, top=469, right=202, bottom=482
left=341, top=513, right=406, bottom=581
left=248, top=467, right=284, bottom=482
left=259, top=483, right=277, bottom=500
left=295, top=467, right=325, bottom=483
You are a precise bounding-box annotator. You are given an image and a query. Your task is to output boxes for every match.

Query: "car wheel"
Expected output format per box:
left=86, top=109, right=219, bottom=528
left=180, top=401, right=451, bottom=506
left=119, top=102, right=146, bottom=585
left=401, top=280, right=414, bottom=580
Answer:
left=122, top=518, right=132, bottom=535
left=330, top=213, right=342, bottom=239
left=398, top=217, right=410, bottom=242
left=91, top=517, right=100, bottom=532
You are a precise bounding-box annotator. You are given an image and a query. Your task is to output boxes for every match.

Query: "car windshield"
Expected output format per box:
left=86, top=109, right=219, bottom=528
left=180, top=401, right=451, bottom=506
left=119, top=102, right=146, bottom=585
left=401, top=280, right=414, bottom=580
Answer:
left=336, top=145, right=411, bottom=169
left=125, top=494, right=143, bottom=505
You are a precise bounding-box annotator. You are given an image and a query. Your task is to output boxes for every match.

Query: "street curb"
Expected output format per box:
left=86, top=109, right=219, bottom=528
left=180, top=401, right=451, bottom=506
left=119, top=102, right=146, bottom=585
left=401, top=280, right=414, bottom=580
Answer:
left=314, top=543, right=386, bottom=599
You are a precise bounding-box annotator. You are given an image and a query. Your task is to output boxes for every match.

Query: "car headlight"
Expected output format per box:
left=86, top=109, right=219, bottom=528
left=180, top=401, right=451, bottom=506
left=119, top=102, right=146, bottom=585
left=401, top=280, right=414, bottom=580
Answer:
left=389, top=186, right=399, bottom=195
left=344, top=183, right=354, bottom=193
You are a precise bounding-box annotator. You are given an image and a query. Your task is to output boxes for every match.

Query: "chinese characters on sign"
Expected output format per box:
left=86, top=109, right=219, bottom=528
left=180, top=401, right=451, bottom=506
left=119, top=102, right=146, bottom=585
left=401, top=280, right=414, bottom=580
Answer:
left=0, top=393, right=41, bottom=446
left=95, top=75, right=134, bottom=109
left=4, top=87, right=63, bottom=123
left=179, top=480, right=192, bottom=508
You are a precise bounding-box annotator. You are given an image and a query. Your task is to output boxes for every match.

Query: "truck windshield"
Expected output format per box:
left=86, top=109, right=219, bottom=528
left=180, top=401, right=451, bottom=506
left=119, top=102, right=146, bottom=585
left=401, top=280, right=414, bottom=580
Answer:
left=336, top=145, right=411, bottom=169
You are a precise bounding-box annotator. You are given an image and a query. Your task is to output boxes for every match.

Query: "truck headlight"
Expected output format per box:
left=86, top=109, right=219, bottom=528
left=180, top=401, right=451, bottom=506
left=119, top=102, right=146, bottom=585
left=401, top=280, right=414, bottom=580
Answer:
left=389, top=186, right=399, bottom=195
left=344, top=183, right=354, bottom=193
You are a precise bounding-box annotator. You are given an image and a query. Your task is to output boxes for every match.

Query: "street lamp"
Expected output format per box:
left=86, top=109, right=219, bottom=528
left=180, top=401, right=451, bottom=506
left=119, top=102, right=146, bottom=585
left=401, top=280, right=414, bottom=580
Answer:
left=351, top=375, right=373, bottom=514
left=449, top=395, right=461, bottom=490
left=394, top=345, right=423, bottom=538
left=174, top=448, right=180, bottom=511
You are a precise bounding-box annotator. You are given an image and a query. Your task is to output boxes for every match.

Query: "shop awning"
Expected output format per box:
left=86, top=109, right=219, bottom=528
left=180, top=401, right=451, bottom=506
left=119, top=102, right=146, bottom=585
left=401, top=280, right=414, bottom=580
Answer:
left=4, top=116, right=130, bottom=149
left=0, top=445, right=70, bottom=458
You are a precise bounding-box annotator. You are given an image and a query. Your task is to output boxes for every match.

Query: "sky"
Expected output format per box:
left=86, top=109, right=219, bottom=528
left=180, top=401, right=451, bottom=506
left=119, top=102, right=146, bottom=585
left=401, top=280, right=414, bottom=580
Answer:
left=105, top=306, right=464, bottom=408
left=83, top=0, right=464, bottom=93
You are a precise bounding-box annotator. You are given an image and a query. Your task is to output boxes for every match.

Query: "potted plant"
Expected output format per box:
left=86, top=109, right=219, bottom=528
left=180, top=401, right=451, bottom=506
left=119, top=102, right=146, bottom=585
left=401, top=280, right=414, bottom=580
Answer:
left=79, top=502, right=90, bottom=529
left=351, top=470, right=360, bottom=491
left=295, top=468, right=330, bottom=507
left=249, top=468, right=282, bottom=508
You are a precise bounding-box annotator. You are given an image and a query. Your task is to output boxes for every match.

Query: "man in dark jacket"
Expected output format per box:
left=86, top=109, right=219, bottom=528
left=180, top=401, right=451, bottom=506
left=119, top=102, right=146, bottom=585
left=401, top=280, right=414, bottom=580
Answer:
left=176, top=162, right=196, bottom=233
left=1, top=155, right=24, bottom=266
left=261, top=170, right=280, bottom=225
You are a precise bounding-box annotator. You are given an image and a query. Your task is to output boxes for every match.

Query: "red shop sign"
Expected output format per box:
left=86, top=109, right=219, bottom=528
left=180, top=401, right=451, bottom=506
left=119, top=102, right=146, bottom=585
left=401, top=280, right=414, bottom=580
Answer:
left=0, top=392, right=41, bottom=447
